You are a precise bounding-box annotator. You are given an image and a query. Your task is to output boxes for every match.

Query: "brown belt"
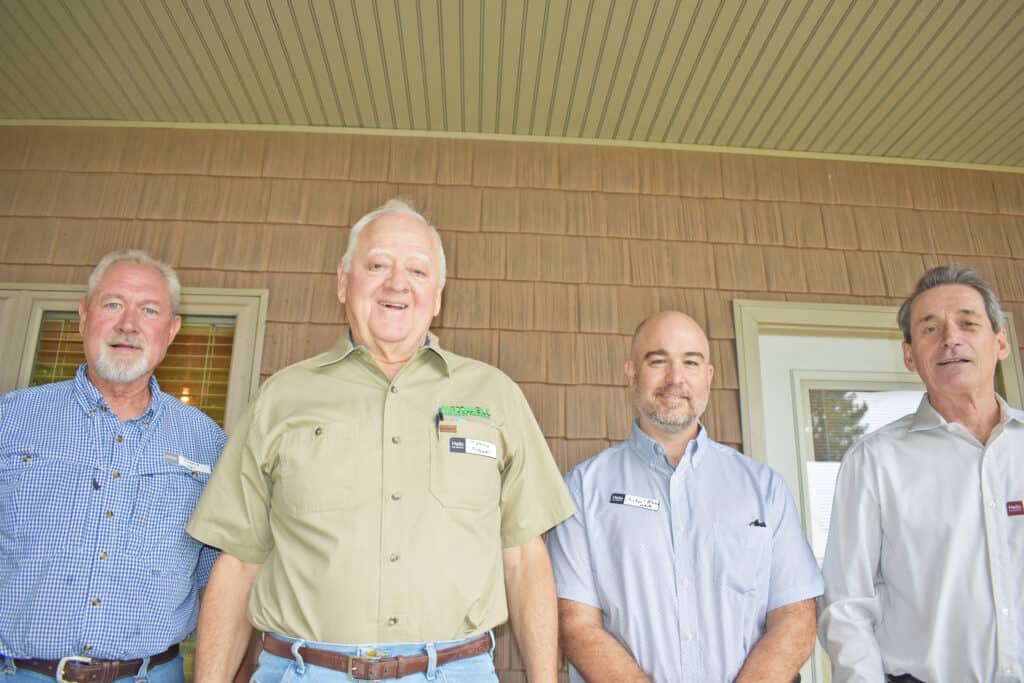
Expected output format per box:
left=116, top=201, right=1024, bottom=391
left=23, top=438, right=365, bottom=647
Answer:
left=262, top=633, right=491, bottom=680
left=14, top=644, right=179, bottom=683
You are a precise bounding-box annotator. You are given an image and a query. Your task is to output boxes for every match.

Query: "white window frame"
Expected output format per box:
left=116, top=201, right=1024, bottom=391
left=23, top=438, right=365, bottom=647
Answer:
left=0, top=283, right=268, bottom=433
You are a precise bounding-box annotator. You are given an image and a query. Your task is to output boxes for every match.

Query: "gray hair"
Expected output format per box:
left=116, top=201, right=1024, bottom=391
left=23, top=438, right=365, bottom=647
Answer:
left=897, top=264, right=1003, bottom=343
left=87, top=249, right=181, bottom=313
left=340, top=198, right=447, bottom=285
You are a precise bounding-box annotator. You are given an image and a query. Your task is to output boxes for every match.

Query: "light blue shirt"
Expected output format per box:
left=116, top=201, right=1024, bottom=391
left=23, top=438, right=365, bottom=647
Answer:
left=547, top=421, right=823, bottom=683
left=0, top=364, right=226, bottom=659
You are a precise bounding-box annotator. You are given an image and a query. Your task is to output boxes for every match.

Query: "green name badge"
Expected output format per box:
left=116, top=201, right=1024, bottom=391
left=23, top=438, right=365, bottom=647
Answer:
left=440, top=404, right=491, bottom=420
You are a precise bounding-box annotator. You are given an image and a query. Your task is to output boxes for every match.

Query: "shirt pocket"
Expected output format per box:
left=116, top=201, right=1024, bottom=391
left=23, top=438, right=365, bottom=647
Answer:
left=713, top=521, right=770, bottom=596
left=130, top=458, right=207, bottom=570
left=0, top=445, right=31, bottom=534
left=275, top=420, right=369, bottom=515
left=429, top=418, right=503, bottom=511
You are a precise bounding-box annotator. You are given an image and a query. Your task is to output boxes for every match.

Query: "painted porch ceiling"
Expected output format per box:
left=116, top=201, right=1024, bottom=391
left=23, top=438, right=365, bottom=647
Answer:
left=0, top=0, right=1021, bottom=170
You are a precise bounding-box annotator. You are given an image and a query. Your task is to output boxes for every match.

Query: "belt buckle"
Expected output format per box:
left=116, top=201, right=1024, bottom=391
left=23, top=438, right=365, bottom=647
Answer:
left=56, top=656, right=93, bottom=683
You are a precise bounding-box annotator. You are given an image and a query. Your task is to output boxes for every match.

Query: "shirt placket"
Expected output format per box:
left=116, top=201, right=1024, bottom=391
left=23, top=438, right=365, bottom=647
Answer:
left=379, top=374, right=413, bottom=641
left=81, top=403, right=141, bottom=654
left=669, top=449, right=702, bottom=683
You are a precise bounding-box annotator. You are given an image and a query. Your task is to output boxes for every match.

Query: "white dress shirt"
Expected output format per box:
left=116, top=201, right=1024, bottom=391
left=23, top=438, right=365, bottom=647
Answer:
left=819, top=394, right=1024, bottom=683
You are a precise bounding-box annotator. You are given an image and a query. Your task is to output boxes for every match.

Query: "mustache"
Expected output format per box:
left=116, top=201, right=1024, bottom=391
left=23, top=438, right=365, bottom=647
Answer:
left=106, top=333, right=146, bottom=350
left=654, top=384, right=691, bottom=399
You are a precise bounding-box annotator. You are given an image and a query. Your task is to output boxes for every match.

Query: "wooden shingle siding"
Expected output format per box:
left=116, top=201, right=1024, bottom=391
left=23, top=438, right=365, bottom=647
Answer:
left=3, top=125, right=1023, bottom=682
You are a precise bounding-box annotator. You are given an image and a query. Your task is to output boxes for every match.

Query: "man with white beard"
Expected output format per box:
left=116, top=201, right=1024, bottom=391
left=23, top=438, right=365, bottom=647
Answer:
left=547, top=311, right=823, bottom=683
left=0, top=249, right=226, bottom=683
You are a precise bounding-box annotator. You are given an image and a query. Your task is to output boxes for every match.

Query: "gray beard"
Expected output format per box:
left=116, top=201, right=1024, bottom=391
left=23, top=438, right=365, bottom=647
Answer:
left=639, top=404, right=697, bottom=433
left=93, top=348, right=150, bottom=384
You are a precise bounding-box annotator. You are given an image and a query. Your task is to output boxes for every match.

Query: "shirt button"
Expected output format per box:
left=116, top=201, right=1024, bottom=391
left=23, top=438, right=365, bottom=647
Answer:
left=90, top=598, right=100, bottom=606
left=389, top=553, right=400, bottom=562
left=988, top=500, right=996, bottom=508
left=390, top=386, right=398, bottom=394
left=680, top=577, right=689, bottom=587
left=99, top=551, right=108, bottom=560
left=314, top=426, right=323, bottom=436
left=104, top=510, right=113, bottom=518
left=391, top=436, right=401, bottom=444
left=676, top=525, right=686, bottom=534
left=112, top=471, right=121, bottom=479
left=82, top=645, right=92, bottom=653
left=115, top=435, right=123, bottom=444
left=1001, top=607, right=1010, bottom=616
left=391, top=492, right=402, bottom=501
left=387, top=617, right=398, bottom=626
left=684, top=632, right=693, bottom=641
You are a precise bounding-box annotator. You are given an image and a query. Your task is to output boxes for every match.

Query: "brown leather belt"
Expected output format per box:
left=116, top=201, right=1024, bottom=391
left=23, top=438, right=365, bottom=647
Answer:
left=262, top=633, right=491, bottom=680
left=14, top=644, right=179, bottom=683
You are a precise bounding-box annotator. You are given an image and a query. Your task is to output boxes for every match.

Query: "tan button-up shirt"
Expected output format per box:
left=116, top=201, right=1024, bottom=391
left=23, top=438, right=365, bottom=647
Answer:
left=187, top=332, right=575, bottom=644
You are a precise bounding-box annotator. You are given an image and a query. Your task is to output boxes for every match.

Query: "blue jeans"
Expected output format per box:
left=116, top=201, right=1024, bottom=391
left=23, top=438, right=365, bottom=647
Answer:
left=1, top=655, right=183, bottom=683
left=252, top=632, right=498, bottom=683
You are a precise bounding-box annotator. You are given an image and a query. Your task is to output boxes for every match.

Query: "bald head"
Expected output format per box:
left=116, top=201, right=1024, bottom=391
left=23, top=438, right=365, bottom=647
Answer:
left=627, top=311, right=714, bottom=439
left=630, top=311, right=710, bottom=363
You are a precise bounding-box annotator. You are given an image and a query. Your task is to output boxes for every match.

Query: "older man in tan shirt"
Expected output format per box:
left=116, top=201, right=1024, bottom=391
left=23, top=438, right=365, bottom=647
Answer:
left=187, top=199, right=574, bottom=683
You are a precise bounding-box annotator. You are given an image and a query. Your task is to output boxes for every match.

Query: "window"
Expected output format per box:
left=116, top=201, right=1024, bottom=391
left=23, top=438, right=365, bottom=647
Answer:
left=0, top=283, right=267, bottom=432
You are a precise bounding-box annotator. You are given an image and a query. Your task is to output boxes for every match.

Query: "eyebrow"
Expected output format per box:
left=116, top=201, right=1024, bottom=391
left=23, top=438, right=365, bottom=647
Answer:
left=915, top=308, right=982, bottom=325
left=642, top=349, right=706, bottom=361
left=365, top=248, right=432, bottom=265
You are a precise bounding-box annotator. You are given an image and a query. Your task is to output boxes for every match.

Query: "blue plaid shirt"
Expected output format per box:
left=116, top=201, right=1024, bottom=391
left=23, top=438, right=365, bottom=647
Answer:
left=0, top=364, right=226, bottom=659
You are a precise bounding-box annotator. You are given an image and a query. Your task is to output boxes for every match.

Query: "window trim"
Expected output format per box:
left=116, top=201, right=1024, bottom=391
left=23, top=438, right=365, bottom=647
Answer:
left=0, top=283, right=268, bottom=433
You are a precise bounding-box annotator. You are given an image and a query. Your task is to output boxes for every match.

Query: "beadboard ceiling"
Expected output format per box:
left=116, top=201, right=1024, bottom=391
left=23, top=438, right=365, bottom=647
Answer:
left=0, top=0, right=1021, bottom=170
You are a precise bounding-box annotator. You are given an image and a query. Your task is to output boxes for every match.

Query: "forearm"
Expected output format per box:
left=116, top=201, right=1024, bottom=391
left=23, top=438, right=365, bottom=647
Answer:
left=558, top=613, right=650, bottom=683
left=735, top=599, right=816, bottom=683
left=194, top=553, right=262, bottom=683
left=503, top=538, right=559, bottom=682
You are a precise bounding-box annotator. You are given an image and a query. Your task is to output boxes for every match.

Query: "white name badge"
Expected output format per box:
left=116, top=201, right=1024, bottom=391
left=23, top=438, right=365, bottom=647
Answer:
left=449, top=437, right=498, bottom=459
left=165, top=452, right=212, bottom=474
left=609, top=492, right=660, bottom=511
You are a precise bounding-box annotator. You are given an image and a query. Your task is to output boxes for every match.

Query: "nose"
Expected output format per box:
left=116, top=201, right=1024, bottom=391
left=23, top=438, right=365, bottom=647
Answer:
left=940, top=320, right=962, bottom=348
left=386, top=267, right=410, bottom=291
left=115, top=306, right=139, bottom=332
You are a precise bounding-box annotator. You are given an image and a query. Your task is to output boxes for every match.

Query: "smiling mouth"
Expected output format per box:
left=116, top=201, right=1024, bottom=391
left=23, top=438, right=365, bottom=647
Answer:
left=380, top=301, right=408, bottom=310
left=937, top=358, right=970, bottom=365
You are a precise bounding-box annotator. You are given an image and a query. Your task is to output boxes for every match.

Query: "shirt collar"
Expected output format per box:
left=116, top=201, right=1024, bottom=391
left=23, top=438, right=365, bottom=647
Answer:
left=909, top=392, right=1024, bottom=432
left=74, top=363, right=161, bottom=421
left=316, top=328, right=451, bottom=377
left=627, top=419, right=707, bottom=471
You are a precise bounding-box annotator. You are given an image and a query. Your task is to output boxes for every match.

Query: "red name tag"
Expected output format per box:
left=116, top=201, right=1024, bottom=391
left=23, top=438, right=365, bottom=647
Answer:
left=1008, top=501, right=1024, bottom=516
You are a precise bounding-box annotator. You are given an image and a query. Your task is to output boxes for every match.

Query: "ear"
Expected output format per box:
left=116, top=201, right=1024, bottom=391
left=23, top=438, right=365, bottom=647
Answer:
left=433, top=284, right=443, bottom=317
left=336, top=263, right=348, bottom=305
left=707, top=363, right=715, bottom=385
left=624, top=358, right=636, bottom=382
left=168, top=314, right=182, bottom=345
left=77, top=299, right=87, bottom=336
left=902, top=341, right=916, bottom=372
left=996, top=328, right=1011, bottom=362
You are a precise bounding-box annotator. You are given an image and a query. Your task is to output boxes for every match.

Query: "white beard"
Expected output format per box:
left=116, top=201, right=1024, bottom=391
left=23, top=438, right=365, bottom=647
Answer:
left=92, top=340, right=151, bottom=384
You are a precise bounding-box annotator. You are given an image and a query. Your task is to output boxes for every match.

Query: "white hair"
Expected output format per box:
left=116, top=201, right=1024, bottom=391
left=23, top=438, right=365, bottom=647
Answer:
left=87, top=249, right=181, bottom=312
left=341, top=198, right=447, bottom=285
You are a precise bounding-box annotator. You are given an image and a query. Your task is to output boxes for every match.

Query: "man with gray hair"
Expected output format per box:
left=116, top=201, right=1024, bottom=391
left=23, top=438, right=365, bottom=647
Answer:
left=0, top=249, right=226, bottom=683
left=188, top=199, right=574, bottom=682
left=819, top=264, right=1024, bottom=682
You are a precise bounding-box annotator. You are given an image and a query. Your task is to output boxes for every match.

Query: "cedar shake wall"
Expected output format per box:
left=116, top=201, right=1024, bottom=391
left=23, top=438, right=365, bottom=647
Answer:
left=2, top=125, right=1023, bottom=680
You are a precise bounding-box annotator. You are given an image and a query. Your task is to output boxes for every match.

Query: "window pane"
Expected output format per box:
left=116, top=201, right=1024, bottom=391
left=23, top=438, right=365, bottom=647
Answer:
left=29, top=312, right=235, bottom=427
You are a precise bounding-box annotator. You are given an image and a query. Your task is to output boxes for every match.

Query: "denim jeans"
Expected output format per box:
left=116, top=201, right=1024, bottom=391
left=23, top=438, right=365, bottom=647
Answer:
left=1, top=655, right=183, bottom=683
left=251, top=632, right=498, bottom=683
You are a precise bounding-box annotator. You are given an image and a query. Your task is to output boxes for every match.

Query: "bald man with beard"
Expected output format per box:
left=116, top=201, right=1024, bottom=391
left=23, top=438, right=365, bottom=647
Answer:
left=547, top=311, right=823, bottom=683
